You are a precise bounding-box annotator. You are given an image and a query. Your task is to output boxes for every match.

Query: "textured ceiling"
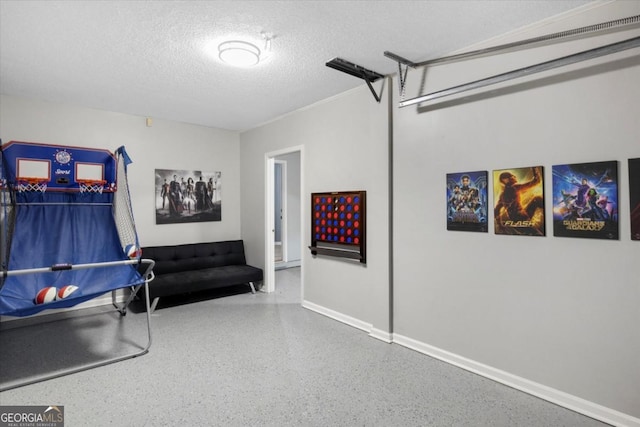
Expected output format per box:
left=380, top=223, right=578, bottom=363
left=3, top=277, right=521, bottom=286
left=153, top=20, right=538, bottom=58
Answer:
left=0, top=0, right=593, bottom=132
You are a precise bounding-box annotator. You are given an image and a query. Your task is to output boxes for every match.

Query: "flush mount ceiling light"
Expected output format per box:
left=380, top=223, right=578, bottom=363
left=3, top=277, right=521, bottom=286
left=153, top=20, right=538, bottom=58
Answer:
left=218, top=40, right=261, bottom=67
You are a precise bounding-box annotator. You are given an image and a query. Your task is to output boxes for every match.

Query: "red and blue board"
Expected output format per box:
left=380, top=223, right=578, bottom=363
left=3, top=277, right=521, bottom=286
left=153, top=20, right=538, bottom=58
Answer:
left=310, top=191, right=366, bottom=263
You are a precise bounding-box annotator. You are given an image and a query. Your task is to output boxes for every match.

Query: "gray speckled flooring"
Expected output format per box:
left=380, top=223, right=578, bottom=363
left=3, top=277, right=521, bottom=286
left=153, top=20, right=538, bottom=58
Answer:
left=0, top=267, right=609, bottom=426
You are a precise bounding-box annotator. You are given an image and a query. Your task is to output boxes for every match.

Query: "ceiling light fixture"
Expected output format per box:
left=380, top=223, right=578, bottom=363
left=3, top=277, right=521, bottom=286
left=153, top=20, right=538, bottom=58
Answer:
left=218, top=40, right=261, bottom=67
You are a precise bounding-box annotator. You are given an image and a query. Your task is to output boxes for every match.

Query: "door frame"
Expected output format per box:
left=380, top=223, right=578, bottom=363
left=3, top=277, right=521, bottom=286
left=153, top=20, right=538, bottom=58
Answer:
left=264, top=145, right=303, bottom=294
left=274, top=159, right=287, bottom=263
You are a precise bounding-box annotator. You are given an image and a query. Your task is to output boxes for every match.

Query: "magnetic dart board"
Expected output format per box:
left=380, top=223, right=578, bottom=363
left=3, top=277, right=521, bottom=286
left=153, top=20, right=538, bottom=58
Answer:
left=309, top=191, right=366, bottom=263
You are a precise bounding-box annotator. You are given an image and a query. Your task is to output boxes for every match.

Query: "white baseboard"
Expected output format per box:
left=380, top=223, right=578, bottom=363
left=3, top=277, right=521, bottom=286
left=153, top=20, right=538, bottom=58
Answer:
left=393, top=333, right=640, bottom=427
left=302, top=300, right=371, bottom=333
left=301, top=300, right=393, bottom=344
left=369, top=327, right=393, bottom=343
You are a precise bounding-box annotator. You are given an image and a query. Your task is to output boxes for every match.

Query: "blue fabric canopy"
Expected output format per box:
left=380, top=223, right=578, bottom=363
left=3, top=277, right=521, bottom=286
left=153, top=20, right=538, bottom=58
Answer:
left=0, top=203, right=143, bottom=317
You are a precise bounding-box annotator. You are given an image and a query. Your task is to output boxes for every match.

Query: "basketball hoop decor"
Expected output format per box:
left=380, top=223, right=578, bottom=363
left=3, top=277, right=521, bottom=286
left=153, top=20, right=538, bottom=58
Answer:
left=0, top=140, right=154, bottom=391
left=78, top=179, right=107, bottom=194
left=16, top=178, right=47, bottom=193
left=0, top=142, right=144, bottom=320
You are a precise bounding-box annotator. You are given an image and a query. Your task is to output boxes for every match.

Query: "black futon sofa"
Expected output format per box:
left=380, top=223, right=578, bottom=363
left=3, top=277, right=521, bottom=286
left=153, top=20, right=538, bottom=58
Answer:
left=138, top=240, right=263, bottom=311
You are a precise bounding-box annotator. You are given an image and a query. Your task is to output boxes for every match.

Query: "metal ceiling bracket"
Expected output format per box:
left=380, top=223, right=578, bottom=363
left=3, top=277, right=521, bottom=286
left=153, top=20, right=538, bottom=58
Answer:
left=326, top=57, right=385, bottom=103
left=364, top=78, right=382, bottom=103
left=397, top=61, right=409, bottom=101
left=383, top=51, right=416, bottom=100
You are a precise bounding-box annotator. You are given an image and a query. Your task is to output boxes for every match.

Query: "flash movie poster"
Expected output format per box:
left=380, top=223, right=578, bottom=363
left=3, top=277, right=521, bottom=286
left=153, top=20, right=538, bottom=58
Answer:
left=493, top=166, right=545, bottom=236
left=552, top=160, right=618, bottom=239
left=630, top=158, right=640, bottom=241
left=446, top=171, right=488, bottom=232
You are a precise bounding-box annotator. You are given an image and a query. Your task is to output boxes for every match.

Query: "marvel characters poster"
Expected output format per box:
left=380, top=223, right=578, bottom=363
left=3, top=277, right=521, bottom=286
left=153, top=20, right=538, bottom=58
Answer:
left=493, top=166, right=545, bottom=236
left=155, top=169, right=222, bottom=224
left=630, top=158, right=640, bottom=241
left=552, top=161, right=618, bottom=239
left=446, top=171, right=488, bottom=232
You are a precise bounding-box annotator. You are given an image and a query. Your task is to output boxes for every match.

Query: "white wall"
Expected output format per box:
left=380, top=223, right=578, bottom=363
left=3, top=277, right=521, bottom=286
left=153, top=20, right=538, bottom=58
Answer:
left=240, top=84, right=392, bottom=335
left=0, top=95, right=241, bottom=247
left=393, top=1, right=639, bottom=423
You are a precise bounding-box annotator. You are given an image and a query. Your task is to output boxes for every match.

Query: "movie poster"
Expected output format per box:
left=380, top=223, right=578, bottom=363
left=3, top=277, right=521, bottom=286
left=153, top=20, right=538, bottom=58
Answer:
left=552, top=160, right=618, bottom=239
left=155, top=169, right=222, bottom=224
left=630, top=158, right=640, bottom=241
left=493, top=166, right=545, bottom=236
left=446, top=171, right=488, bottom=232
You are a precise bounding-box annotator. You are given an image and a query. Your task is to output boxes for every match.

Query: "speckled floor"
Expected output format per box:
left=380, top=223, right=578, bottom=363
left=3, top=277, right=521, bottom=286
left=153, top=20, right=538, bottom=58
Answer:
left=0, top=267, right=609, bottom=426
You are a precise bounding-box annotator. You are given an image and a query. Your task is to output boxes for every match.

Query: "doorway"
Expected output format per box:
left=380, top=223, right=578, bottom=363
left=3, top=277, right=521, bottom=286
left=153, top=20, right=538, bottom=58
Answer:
left=274, top=160, right=286, bottom=263
left=265, top=146, right=303, bottom=294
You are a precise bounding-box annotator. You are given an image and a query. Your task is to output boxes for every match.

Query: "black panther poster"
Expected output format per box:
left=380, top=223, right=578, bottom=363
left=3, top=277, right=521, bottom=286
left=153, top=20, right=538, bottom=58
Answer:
left=446, top=171, right=488, bottom=232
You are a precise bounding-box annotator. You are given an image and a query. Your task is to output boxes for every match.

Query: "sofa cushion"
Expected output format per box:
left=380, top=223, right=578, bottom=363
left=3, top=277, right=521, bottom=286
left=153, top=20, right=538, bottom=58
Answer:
left=138, top=240, right=263, bottom=302
left=148, top=265, right=263, bottom=299
left=142, top=240, right=247, bottom=275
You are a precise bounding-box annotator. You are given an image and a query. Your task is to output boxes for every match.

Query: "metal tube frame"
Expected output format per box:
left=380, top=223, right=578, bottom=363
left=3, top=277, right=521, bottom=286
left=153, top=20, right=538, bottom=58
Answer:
left=399, top=36, right=640, bottom=108
left=385, top=15, right=640, bottom=107
left=386, top=14, right=640, bottom=69
left=0, top=258, right=155, bottom=391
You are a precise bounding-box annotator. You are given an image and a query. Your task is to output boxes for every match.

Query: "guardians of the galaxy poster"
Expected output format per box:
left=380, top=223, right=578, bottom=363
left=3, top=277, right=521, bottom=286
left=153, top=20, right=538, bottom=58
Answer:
left=446, top=171, right=488, bottom=232
left=552, top=160, right=618, bottom=239
left=493, top=166, right=545, bottom=236
left=630, top=158, right=640, bottom=241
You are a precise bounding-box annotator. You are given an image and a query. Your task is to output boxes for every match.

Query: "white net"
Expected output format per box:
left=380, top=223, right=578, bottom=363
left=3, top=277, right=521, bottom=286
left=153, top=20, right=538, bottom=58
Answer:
left=17, top=180, right=47, bottom=193
left=0, top=184, right=13, bottom=279
left=112, top=148, right=139, bottom=255
left=78, top=180, right=105, bottom=194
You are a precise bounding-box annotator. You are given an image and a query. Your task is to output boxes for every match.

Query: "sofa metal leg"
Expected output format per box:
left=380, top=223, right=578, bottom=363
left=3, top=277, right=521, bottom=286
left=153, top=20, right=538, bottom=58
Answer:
left=249, top=282, right=256, bottom=294
left=150, top=297, right=160, bottom=313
